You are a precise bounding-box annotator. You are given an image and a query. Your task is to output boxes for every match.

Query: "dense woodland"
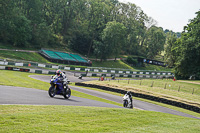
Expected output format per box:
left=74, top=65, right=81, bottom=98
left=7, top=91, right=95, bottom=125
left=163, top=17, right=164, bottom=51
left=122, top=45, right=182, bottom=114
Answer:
left=0, top=0, right=166, bottom=58
left=0, top=0, right=199, bottom=79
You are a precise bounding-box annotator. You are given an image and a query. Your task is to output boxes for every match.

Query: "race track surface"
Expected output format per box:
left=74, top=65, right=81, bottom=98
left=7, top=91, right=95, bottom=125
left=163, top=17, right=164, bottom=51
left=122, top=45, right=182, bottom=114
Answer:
left=1, top=71, right=199, bottom=119
left=0, top=85, right=122, bottom=108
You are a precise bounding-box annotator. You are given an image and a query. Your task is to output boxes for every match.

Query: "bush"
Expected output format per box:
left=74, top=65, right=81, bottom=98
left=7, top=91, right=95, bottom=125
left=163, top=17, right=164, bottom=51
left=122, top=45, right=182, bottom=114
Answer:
left=126, top=56, right=138, bottom=66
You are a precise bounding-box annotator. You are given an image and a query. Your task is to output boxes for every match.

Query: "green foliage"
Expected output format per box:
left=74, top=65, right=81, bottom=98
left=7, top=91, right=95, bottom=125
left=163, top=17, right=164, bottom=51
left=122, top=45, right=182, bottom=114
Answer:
left=0, top=0, right=157, bottom=59
left=173, top=11, right=200, bottom=79
left=0, top=0, right=16, bottom=42
left=11, top=16, right=32, bottom=47
left=31, top=23, right=50, bottom=48
left=145, top=26, right=166, bottom=59
left=126, top=56, right=138, bottom=66
left=102, top=21, right=127, bottom=60
left=93, top=40, right=110, bottom=61
left=70, top=31, right=91, bottom=54
left=164, top=32, right=178, bottom=67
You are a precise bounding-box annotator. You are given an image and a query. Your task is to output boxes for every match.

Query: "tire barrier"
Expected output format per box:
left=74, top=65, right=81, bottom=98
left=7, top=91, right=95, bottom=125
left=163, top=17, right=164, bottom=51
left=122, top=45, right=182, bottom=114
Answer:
left=75, top=82, right=200, bottom=113
left=0, top=66, right=56, bottom=75
left=5, top=66, right=30, bottom=72
left=75, top=73, right=173, bottom=79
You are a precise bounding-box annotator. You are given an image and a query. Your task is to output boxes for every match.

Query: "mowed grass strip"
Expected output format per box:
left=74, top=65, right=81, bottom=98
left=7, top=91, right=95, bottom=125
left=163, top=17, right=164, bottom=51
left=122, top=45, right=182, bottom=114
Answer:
left=0, top=50, right=49, bottom=63
left=92, top=60, right=134, bottom=69
left=84, top=79, right=200, bottom=107
left=0, top=105, right=200, bottom=133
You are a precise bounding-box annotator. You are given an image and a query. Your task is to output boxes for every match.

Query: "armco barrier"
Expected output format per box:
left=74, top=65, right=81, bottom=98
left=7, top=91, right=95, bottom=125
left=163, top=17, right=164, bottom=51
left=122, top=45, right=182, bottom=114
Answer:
left=0, top=60, right=173, bottom=76
left=1, top=65, right=172, bottom=80
left=75, top=82, right=200, bottom=113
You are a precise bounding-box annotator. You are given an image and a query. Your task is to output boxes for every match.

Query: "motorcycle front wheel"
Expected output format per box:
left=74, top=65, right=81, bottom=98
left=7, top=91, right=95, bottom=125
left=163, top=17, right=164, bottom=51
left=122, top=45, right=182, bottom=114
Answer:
left=48, top=86, right=56, bottom=97
left=64, top=88, right=71, bottom=99
left=123, top=100, right=128, bottom=107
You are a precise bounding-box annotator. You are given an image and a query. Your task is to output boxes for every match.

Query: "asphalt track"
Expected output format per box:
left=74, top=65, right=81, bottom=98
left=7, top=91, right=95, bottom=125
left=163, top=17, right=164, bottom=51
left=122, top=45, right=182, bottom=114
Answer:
left=0, top=71, right=199, bottom=119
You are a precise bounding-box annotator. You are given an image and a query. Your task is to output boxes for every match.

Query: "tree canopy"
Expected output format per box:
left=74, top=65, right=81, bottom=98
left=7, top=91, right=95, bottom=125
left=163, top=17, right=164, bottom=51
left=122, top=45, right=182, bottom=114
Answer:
left=164, top=11, right=200, bottom=79
left=0, top=0, right=165, bottom=60
left=174, top=11, right=200, bottom=79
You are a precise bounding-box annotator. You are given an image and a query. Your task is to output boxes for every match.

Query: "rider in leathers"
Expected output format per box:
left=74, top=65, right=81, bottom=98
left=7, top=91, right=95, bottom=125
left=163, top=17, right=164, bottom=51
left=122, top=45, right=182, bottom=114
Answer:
left=55, top=69, right=68, bottom=89
left=126, top=91, right=132, bottom=105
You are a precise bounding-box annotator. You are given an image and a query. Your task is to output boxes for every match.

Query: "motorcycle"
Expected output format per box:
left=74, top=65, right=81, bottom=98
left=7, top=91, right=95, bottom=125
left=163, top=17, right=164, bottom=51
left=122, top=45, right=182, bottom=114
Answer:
left=48, top=75, right=71, bottom=99
left=123, top=94, right=133, bottom=109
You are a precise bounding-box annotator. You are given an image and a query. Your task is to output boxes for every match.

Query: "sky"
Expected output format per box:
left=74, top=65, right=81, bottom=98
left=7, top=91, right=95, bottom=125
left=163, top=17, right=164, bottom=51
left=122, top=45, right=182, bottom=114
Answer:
left=119, top=0, right=200, bottom=32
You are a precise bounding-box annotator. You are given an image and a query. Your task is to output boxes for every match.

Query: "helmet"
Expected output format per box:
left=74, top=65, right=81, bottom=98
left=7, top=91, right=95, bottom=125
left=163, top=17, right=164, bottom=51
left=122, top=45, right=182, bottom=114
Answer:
left=56, top=69, right=61, bottom=75
left=127, top=91, right=131, bottom=95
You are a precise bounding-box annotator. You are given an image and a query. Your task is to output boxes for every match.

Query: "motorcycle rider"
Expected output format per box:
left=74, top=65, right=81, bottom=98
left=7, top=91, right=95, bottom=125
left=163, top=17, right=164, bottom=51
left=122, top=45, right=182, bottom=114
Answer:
left=56, top=69, right=68, bottom=89
left=126, top=91, right=132, bottom=105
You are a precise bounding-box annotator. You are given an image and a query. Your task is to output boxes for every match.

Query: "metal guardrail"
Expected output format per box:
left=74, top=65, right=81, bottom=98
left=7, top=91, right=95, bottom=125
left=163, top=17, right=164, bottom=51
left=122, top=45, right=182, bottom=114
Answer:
left=0, top=58, right=173, bottom=76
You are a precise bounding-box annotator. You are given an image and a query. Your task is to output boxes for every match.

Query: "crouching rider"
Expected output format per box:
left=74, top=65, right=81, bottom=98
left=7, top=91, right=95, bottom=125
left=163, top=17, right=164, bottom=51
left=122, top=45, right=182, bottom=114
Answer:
left=56, top=69, right=68, bottom=89
left=126, top=91, right=132, bottom=105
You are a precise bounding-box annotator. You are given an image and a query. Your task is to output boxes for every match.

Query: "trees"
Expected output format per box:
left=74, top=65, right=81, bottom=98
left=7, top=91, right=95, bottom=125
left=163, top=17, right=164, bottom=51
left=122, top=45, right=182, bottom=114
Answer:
left=173, top=11, right=200, bottom=79
left=164, top=32, right=177, bottom=67
left=101, top=21, right=126, bottom=60
left=0, top=0, right=16, bottom=43
left=144, top=26, right=166, bottom=59
left=93, top=21, right=126, bottom=61
left=11, top=16, right=32, bottom=47
left=0, top=0, right=178, bottom=64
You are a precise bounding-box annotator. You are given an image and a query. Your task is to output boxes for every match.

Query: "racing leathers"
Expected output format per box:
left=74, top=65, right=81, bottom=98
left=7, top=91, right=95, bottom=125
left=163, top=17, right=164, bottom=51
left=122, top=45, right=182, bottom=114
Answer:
left=55, top=72, right=68, bottom=89
left=127, top=91, right=132, bottom=105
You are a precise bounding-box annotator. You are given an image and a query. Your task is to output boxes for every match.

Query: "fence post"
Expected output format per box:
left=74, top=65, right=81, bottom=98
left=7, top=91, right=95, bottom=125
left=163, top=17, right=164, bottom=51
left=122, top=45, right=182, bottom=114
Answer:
left=164, top=83, right=167, bottom=89
left=151, top=81, right=154, bottom=87
left=178, top=86, right=180, bottom=92
left=128, top=79, right=130, bottom=84
left=118, top=79, right=119, bottom=83
left=140, top=80, right=142, bottom=85
left=192, top=88, right=194, bottom=95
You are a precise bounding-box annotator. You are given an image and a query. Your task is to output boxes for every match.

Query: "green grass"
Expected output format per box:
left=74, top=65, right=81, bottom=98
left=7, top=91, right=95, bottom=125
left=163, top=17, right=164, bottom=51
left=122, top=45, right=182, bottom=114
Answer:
left=84, top=79, right=200, bottom=107
left=0, top=50, right=49, bottom=63
left=0, top=71, right=200, bottom=132
left=0, top=49, right=173, bottom=71
left=0, top=105, right=200, bottom=133
left=72, top=83, right=200, bottom=118
left=92, top=60, right=134, bottom=69
left=135, top=63, right=172, bottom=71
left=0, top=70, right=48, bottom=89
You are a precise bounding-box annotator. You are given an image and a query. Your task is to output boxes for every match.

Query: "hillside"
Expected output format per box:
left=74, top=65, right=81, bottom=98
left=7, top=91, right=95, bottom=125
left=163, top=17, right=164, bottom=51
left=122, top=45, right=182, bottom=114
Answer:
left=0, top=48, right=172, bottom=71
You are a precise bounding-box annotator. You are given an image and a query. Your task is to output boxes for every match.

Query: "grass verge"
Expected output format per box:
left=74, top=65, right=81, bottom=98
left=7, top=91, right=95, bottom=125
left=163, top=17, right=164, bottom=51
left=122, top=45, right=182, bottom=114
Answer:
left=89, top=60, right=134, bottom=69
left=83, top=79, right=200, bottom=107
left=71, top=83, right=200, bottom=118
left=1, top=70, right=200, bottom=132
left=0, top=105, right=200, bottom=133
left=0, top=50, right=49, bottom=63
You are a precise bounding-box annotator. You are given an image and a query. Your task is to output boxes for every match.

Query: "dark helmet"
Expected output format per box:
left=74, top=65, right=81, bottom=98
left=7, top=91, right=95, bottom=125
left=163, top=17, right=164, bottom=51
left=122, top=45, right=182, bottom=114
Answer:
left=56, top=69, right=61, bottom=75
left=127, top=91, right=131, bottom=95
